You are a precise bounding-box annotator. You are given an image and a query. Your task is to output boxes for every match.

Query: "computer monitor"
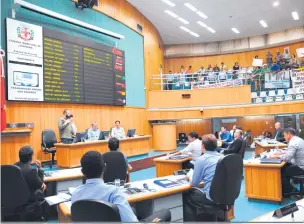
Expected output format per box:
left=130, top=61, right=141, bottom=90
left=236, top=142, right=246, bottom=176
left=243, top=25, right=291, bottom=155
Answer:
left=74, top=132, right=86, bottom=143
left=127, top=129, right=136, bottom=137
left=99, top=131, right=110, bottom=140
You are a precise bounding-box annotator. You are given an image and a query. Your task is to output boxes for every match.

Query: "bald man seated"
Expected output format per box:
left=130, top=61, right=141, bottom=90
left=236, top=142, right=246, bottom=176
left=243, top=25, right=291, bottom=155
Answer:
left=273, top=122, right=285, bottom=142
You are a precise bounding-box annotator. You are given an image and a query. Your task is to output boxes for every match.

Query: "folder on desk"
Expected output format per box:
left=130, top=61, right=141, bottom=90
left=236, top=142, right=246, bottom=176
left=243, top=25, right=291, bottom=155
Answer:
left=260, top=158, right=282, bottom=164
left=45, top=193, right=71, bottom=206
left=153, top=179, right=180, bottom=188
left=170, top=155, right=189, bottom=160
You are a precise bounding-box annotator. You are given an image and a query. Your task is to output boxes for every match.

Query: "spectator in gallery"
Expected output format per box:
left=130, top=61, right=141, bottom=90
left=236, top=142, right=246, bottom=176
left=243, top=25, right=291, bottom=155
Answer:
left=283, top=48, right=291, bottom=64
left=213, top=64, right=220, bottom=73
left=266, top=51, right=273, bottom=68
left=289, top=54, right=300, bottom=68
left=276, top=51, right=283, bottom=64
left=166, top=70, right=175, bottom=90
left=207, top=64, right=212, bottom=71
left=254, top=55, right=259, bottom=59
left=197, top=66, right=205, bottom=74
left=187, top=65, right=193, bottom=74
left=220, top=62, right=227, bottom=71
left=233, top=62, right=240, bottom=71
left=271, top=61, right=281, bottom=72
left=186, top=65, right=193, bottom=82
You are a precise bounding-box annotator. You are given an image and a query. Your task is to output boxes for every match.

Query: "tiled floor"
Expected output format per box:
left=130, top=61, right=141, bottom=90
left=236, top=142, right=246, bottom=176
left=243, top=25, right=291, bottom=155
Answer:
left=44, top=148, right=295, bottom=222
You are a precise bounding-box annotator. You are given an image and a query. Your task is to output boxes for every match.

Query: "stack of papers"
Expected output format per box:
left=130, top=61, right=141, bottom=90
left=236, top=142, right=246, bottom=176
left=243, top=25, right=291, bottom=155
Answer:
left=45, top=193, right=71, bottom=206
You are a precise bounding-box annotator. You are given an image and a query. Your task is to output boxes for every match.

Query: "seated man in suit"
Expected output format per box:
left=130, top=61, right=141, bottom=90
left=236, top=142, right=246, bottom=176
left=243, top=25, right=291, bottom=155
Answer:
left=269, top=128, right=304, bottom=194
left=14, top=146, right=47, bottom=220
left=15, top=146, right=46, bottom=202
left=71, top=151, right=171, bottom=222
left=108, top=137, right=132, bottom=172
left=220, top=130, right=243, bottom=155
left=184, top=134, right=224, bottom=221
left=273, top=122, right=285, bottom=142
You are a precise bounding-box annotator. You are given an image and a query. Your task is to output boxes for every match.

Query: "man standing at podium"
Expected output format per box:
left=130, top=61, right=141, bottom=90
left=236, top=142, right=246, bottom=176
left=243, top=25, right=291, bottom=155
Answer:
left=111, top=120, right=126, bottom=139
left=58, top=109, right=77, bottom=144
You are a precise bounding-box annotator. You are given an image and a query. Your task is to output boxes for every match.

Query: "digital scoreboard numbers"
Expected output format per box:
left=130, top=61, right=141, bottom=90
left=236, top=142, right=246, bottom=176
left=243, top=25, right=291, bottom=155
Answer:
left=43, top=37, right=84, bottom=103
left=83, top=47, right=114, bottom=105
left=112, top=48, right=126, bottom=105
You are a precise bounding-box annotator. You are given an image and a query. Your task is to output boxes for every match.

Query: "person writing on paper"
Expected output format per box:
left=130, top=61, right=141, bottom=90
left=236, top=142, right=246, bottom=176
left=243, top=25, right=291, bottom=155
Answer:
left=71, top=151, right=171, bottom=222
left=108, top=137, right=133, bottom=172
left=111, top=120, right=126, bottom=139
left=273, top=122, right=285, bottom=142
left=169, top=132, right=202, bottom=169
left=268, top=128, right=304, bottom=194
left=58, top=109, right=77, bottom=144
left=87, top=122, right=100, bottom=141
left=185, top=134, right=224, bottom=219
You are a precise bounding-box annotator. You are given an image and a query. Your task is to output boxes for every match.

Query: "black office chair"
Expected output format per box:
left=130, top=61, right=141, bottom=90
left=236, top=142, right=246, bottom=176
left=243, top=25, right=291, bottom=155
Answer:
left=179, top=133, right=187, bottom=143
left=1, top=165, right=44, bottom=221
left=284, top=175, right=304, bottom=199
left=103, top=151, right=128, bottom=183
left=41, top=129, right=57, bottom=168
left=185, top=154, right=243, bottom=221
left=71, top=200, right=121, bottom=222
left=238, top=136, right=247, bottom=159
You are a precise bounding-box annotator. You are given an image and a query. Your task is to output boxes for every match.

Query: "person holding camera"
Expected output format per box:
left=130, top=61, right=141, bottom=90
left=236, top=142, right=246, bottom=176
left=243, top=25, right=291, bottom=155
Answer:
left=58, top=109, right=77, bottom=144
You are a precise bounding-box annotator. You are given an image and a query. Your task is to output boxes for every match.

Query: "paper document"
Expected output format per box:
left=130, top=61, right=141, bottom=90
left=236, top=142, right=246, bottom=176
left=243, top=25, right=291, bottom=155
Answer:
left=45, top=193, right=71, bottom=206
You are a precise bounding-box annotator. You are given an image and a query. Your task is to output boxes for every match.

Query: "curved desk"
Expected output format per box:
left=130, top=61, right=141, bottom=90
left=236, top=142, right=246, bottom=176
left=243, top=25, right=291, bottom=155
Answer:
left=55, top=135, right=151, bottom=168
left=254, top=141, right=287, bottom=155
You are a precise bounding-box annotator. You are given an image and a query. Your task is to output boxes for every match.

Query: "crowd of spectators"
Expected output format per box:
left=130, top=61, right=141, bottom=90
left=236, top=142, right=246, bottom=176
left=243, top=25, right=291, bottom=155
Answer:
left=163, top=47, right=304, bottom=91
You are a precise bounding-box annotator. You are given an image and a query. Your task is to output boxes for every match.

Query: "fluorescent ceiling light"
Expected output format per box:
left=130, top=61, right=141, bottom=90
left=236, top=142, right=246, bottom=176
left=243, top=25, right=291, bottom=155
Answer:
left=207, top=27, right=216, bottom=33
left=161, top=0, right=175, bottom=7
left=189, top=31, right=200, bottom=37
left=260, top=20, right=268, bottom=27
left=231, top=28, right=240, bottom=33
left=164, top=10, right=178, bottom=18
left=184, top=3, right=197, bottom=12
left=292, top=12, right=299, bottom=20
left=273, top=1, right=279, bottom=7
left=196, top=11, right=208, bottom=19
left=197, top=21, right=207, bottom=28
left=177, top=17, right=189, bottom=24
left=180, top=26, right=191, bottom=32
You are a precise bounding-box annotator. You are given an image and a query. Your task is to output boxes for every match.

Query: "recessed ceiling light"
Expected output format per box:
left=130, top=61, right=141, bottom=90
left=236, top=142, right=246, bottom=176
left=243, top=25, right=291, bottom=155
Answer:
left=161, top=0, right=175, bottom=7
left=184, top=3, right=197, bottom=12
left=197, top=21, right=207, bottom=28
left=207, top=27, right=216, bottom=33
left=231, top=28, right=240, bottom=34
left=164, top=10, right=178, bottom=18
left=196, top=11, right=208, bottom=19
left=177, top=17, right=190, bottom=24
left=260, top=20, right=268, bottom=28
left=273, top=1, right=279, bottom=7
left=189, top=31, right=200, bottom=37
left=292, top=12, right=299, bottom=20
left=180, top=26, right=191, bottom=33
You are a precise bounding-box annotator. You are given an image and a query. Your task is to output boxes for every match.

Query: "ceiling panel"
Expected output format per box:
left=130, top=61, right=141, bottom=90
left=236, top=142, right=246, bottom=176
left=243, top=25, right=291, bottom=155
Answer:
left=127, top=0, right=304, bottom=45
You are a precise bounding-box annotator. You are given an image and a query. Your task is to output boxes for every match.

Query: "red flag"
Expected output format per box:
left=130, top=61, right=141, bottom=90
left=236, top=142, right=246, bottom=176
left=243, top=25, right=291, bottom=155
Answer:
left=0, top=50, right=6, bottom=132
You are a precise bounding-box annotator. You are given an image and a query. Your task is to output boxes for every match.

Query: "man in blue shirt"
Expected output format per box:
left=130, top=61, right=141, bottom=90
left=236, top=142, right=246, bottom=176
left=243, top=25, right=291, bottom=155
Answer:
left=184, top=134, right=224, bottom=221
left=87, top=122, right=101, bottom=141
left=71, top=151, right=171, bottom=222
left=220, top=127, right=233, bottom=148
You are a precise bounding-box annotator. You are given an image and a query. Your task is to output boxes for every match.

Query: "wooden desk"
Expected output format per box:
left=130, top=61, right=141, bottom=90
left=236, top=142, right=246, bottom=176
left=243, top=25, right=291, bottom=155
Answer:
left=254, top=141, right=287, bottom=155
left=153, top=156, right=191, bottom=177
left=55, top=135, right=151, bottom=168
left=57, top=175, right=235, bottom=222
left=251, top=199, right=304, bottom=222
left=244, top=160, right=286, bottom=202
left=1, top=128, right=32, bottom=165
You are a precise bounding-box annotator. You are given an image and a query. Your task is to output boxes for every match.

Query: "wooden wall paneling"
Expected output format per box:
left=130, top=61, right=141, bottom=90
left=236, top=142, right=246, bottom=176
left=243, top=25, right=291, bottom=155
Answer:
left=164, top=42, right=304, bottom=73
left=148, top=86, right=251, bottom=108
left=147, top=101, right=304, bottom=121
left=176, top=119, right=212, bottom=138
left=4, top=103, right=150, bottom=162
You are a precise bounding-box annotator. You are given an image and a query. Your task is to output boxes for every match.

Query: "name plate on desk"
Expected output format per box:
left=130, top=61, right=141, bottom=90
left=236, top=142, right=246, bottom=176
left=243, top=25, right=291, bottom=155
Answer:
left=273, top=203, right=298, bottom=218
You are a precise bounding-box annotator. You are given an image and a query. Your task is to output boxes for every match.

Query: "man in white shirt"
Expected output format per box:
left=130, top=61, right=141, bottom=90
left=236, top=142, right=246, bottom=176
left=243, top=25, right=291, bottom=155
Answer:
left=170, top=132, right=202, bottom=169
left=230, top=125, right=237, bottom=138
left=87, top=122, right=100, bottom=141
left=111, top=120, right=126, bottom=139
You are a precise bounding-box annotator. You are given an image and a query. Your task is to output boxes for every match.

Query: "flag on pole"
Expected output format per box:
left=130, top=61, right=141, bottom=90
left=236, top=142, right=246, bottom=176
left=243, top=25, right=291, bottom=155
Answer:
left=0, top=49, right=7, bottom=132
